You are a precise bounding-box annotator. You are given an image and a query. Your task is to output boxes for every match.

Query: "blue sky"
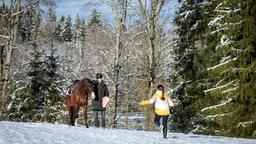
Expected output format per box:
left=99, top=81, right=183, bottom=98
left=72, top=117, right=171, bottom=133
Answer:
left=55, top=0, right=113, bottom=23
left=53, top=0, right=180, bottom=24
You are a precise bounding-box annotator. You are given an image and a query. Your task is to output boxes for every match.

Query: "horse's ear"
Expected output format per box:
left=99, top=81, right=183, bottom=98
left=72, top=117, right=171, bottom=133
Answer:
left=92, top=80, right=97, bottom=85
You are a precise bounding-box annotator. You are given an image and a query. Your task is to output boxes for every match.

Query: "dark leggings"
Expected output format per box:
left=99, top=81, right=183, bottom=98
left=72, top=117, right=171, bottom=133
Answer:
left=154, top=114, right=169, bottom=138
left=93, top=111, right=106, bottom=128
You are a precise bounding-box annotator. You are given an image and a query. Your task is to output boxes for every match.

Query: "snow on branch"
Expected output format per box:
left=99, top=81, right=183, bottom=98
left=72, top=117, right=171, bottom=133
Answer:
left=231, top=47, right=244, bottom=53
left=221, top=86, right=238, bottom=94
left=208, top=15, right=224, bottom=27
left=207, top=57, right=237, bottom=71
left=215, top=1, right=241, bottom=14
left=204, top=113, right=231, bottom=120
left=220, top=55, right=232, bottom=63
left=237, top=121, right=254, bottom=128
left=215, top=78, right=225, bottom=86
left=189, top=125, right=206, bottom=134
left=219, top=35, right=232, bottom=46
left=201, top=98, right=233, bottom=112
left=204, top=80, right=238, bottom=93
left=180, top=10, right=194, bottom=18
left=190, top=20, right=201, bottom=30
left=211, top=21, right=243, bottom=35
left=210, top=27, right=229, bottom=35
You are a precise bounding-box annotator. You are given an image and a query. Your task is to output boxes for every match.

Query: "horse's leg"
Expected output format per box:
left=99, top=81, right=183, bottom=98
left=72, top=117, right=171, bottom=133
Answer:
left=66, top=95, right=72, bottom=125
left=69, top=106, right=74, bottom=126
left=75, top=107, right=79, bottom=126
left=66, top=95, right=71, bottom=111
left=71, top=95, right=77, bottom=126
left=72, top=100, right=79, bottom=126
left=83, top=96, right=89, bottom=128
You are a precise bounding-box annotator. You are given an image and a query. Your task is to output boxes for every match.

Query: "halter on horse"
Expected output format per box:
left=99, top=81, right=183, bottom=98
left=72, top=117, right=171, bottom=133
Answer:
left=66, top=78, right=95, bottom=127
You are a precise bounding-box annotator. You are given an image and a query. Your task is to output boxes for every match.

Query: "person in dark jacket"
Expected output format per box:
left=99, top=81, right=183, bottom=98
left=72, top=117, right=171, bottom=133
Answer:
left=92, top=73, right=110, bottom=128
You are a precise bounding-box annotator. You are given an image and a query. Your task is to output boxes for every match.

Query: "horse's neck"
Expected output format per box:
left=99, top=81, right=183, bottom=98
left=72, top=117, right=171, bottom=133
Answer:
left=70, top=82, right=79, bottom=94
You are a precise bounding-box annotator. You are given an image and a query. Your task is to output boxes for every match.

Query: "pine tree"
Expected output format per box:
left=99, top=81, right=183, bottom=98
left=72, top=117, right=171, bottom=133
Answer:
left=171, top=0, right=209, bottom=133
left=47, top=6, right=56, bottom=22
left=42, top=46, right=65, bottom=122
left=62, top=15, right=73, bottom=42
left=53, top=23, right=62, bottom=42
left=172, top=0, right=256, bottom=138
left=53, top=16, right=63, bottom=41
left=74, top=14, right=82, bottom=43
left=6, top=47, right=43, bottom=121
left=45, top=6, right=56, bottom=38
left=78, top=19, right=87, bottom=60
left=236, top=0, right=256, bottom=138
left=88, top=9, right=102, bottom=27
left=32, top=12, right=41, bottom=39
left=44, top=47, right=61, bottom=103
left=19, top=5, right=36, bottom=42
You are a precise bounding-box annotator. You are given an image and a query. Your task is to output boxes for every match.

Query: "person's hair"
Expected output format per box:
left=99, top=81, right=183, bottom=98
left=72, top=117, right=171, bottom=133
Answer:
left=96, top=73, right=103, bottom=79
left=157, top=85, right=165, bottom=100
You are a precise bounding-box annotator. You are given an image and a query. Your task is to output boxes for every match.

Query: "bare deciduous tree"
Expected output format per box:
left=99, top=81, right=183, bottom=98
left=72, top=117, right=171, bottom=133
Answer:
left=111, top=0, right=128, bottom=128
left=137, top=0, right=166, bottom=130
left=0, top=0, right=21, bottom=120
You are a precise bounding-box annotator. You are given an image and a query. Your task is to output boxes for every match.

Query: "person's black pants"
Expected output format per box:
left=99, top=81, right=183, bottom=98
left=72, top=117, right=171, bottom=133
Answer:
left=154, top=114, right=169, bottom=138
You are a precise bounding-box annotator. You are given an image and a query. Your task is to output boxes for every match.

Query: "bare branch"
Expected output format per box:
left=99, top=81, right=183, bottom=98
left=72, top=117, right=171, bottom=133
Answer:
left=158, top=40, right=177, bottom=54
left=137, top=0, right=150, bottom=33
left=156, top=0, right=165, bottom=19
left=123, top=31, right=146, bottom=48
left=156, top=71, right=165, bottom=78
left=10, top=9, right=26, bottom=18
left=9, top=1, right=39, bottom=21
left=0, top=34, right=10, bottom=40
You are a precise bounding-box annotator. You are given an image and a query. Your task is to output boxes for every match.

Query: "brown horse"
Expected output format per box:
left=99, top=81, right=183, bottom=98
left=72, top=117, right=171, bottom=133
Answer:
left=66, top=78, right=95, bottom=127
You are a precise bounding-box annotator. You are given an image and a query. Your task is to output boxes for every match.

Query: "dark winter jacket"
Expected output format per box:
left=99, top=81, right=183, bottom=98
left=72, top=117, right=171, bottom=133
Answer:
left=92, top=81, right=109, bottom=111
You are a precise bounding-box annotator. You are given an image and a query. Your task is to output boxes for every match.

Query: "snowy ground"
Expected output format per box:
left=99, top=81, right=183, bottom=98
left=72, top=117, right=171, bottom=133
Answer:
left=0, top=121, right=255, bottom=144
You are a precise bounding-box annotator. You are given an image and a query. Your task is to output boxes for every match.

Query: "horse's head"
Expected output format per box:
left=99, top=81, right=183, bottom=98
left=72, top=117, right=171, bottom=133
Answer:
left=80, top=78, right=95, bottom=99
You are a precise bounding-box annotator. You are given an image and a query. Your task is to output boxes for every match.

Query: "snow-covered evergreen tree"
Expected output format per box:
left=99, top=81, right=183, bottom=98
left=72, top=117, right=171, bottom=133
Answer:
left=88, top=9, right=102, bottom=27
left=73, top=14, right=82, bottom=43
left=42, top=46, right=66, bottom=123
left=199, top=0, right=256, bottom=137
left=62, top=15, right=73, bottom=42
left=171, top=0, right=210, bottom=133
left=45, top=6, right=57, bottom=39
left=171, top=0, right=256, bottom=138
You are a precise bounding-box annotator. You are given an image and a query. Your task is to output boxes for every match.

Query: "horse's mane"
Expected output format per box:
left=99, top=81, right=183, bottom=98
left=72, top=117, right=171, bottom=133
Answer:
left=80, top=78, right=91, bottom=84
left=80, top=78, right=92, bottom=88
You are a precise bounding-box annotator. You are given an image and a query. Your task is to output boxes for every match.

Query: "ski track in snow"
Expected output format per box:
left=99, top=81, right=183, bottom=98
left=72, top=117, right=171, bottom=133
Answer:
left=0, top=121, right=255, bottom=144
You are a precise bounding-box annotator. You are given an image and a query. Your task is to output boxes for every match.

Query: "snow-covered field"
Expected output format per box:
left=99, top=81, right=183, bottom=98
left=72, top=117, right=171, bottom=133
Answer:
left=0, top=121, right=255, bottom=144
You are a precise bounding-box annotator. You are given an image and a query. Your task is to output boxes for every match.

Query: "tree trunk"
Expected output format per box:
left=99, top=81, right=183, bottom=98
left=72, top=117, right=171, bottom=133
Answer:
left=112, top=0, right=126, bottom=128
left=138, top=0, right=165, bottom=130
left=0, top=0, right=21, bottom=120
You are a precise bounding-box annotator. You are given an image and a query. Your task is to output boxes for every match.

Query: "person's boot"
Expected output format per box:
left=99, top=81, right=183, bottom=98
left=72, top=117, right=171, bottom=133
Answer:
left=163, top=126, right=167, bottom=139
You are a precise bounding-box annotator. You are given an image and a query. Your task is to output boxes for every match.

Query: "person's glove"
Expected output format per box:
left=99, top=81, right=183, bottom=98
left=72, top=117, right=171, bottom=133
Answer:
left=139, top=101, right=147, bottom=106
